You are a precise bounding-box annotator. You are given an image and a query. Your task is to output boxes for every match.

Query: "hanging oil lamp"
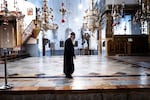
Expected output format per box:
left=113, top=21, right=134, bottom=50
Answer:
left=59, top=2, right=67, bottom=24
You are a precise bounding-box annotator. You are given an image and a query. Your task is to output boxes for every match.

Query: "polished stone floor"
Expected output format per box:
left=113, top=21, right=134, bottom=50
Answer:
left=0, top=55, right=150, bottom=91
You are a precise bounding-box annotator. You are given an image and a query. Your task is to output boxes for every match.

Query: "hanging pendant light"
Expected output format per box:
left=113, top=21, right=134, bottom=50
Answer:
left=59, top=2, right=67, bottom=24
left=61, top=18, right=65, bottom=23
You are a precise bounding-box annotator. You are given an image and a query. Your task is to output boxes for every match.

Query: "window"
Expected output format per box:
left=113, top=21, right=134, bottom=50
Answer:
left=113, top=15, right=131, bottom=35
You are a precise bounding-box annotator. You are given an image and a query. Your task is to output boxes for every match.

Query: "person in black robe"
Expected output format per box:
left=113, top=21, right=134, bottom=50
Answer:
left=63, top=32, right=76, bottom=78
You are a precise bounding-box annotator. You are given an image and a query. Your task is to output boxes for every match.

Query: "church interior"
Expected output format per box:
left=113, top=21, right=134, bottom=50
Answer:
left=0, top=0, right=150, bottom=100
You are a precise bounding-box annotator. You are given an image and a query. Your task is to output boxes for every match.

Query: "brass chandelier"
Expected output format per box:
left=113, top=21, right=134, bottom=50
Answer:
left=82, top=0, right=100, bottom=32
left=134, top=0, right=150, bottom=22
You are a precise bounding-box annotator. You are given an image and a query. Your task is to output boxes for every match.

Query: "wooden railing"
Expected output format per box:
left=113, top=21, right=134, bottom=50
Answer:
left=113, top=35, right=148, bottom=55
left=22, top=21, right=34, bottom=44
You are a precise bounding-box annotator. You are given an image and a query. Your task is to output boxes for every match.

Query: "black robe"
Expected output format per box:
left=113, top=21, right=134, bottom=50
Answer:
left=63, top=38, right=75, bottom=75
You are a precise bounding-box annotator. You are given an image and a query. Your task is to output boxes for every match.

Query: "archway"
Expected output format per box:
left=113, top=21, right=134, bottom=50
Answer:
left=65, top=28, right=72, bottom=39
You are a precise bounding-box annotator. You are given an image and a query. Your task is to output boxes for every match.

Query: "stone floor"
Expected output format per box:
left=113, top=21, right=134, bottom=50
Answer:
left=0, top=55, right=150, bottom=100
left=0, top=55, right=150, bottom=77
left=0, top=55, right=150, bottom=88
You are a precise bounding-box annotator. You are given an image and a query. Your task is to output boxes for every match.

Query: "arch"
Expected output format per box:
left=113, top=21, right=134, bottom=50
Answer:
left=65, top=28, right=72, bottom=39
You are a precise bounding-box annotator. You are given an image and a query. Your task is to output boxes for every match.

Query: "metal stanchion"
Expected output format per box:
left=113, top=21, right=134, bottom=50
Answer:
left=0, top=50, right=13, bottom=90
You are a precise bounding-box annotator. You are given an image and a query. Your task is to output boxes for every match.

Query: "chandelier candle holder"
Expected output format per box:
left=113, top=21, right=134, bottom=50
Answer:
left=0, top=0, right=9, bottom=25
left=0, top=0, right=23, bottom=24
left=42, top=0, right=52, bottom=30
left=111, top=1, right=125, bottom=27
left=134, top=0, right=150, bottom=22
left=133, top=0, right=150, bottom=34
left=13, top=0, right=17, bottom=9
left=37, top=0, right=57, bottom=31
left=82, top=0, right=100, bottom=32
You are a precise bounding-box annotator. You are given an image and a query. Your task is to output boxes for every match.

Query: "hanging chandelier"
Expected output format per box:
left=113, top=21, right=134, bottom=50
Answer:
left=134, top=0, right=150, bottom=22
left=111, top=1, right=125, bottom=27
left=0, top=0, right=24, bottom=25
left=36, top=0, right=58, bottom=31
left=0, top=0, right=9, bottom=25
left=0, top=0, right=8, bottom=15
left=41, top=0, right=53, bottom=31
left=82, top=0, right=100, bottom=32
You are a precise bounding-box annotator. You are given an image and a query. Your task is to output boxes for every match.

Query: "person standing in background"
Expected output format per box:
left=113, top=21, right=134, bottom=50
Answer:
left=63, top=32, right=76, bottom=78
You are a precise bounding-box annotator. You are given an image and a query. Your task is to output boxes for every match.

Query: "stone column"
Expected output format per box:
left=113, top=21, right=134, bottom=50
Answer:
left=106, top=13, right=113, bottom=38
left=105, top=12, right=113, bottom=56
left=16, top=19, right=23, bottom=46
left=148, top=21, right=150, bottom=53
left=97, top=29, right=102, bottom=55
